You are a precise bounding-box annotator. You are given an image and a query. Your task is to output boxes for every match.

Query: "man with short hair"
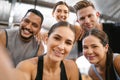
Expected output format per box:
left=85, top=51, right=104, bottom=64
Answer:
left=0, top=9, right=44, bottom=66
left=74, top=1, right=120, bottom=55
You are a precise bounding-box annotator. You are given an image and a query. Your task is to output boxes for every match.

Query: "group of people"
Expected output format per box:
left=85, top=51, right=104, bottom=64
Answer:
left=0, top=0, right=120, bottom=80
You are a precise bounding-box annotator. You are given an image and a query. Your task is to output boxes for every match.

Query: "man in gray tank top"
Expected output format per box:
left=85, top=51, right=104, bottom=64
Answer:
left=0, top=9, right=44, bottom=66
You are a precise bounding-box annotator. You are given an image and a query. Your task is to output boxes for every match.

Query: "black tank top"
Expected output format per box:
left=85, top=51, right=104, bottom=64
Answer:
left=35, top=55, right=68, bottom=80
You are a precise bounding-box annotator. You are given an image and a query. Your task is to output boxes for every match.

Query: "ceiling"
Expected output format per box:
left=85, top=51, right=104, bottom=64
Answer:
left=0, top=0, right=120, bottom=29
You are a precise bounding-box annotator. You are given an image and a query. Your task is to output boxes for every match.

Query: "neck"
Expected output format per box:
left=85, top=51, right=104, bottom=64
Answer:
left=96, top=23, right=103, bottom=30
left=95, top=54, right=106, bottom=71
left=44, top=55, right=61, bottom=73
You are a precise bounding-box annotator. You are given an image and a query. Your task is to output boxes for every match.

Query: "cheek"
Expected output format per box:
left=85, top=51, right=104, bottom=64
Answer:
left=79, top=21, right=84, bottom=26
left=33, top=28, right=40, bottom=34
left=83, top=50, right=87, bottom=56
left=20, top=22, right=25, bottom=27
left=67, top=46, right=73, bottom=54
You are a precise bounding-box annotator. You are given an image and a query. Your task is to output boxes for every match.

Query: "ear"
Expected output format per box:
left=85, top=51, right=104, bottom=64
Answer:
left=52, top=11, right=54, bottom=17
left=96, top=11, right=100, bottom=17
left=76, top=19, right=79, bottom=22
left=105, top=44, right=109, bottom=53
left=44, top=33, right=48, bottom=45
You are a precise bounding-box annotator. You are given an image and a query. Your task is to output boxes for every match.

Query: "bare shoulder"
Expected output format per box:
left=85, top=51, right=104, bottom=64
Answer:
left=63, top=59, right=77, bottom=69
left=63, top=59, right=79, bottom=80
left=114, top=54, right=120, bottom=76
left=88, top=66, right=99, bottom=80
left=0, top=29, right=6, bottom=46
left=37, top=41, right=44, bottom=56
left=16, top=57, right=38, bottom=71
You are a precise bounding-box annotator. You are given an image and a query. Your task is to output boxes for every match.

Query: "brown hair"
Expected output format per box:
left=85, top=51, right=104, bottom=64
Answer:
left=48, top=21, right=76, bottom=43
left=73, top=1, right=95, bottom=13
left=52, top=1, right=69, bottom=13
left=82, top=28, right=117, bottom=80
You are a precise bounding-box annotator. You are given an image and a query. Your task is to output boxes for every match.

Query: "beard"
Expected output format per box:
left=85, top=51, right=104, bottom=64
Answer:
left=19, top=27, right=34, bottom=42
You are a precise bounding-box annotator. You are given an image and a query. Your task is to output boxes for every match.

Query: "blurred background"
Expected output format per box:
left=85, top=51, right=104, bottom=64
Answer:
left=0, top=0, right=120, bottom=29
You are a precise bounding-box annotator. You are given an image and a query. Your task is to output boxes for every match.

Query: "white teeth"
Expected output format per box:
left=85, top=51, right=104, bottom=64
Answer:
left=23, top=29, right=30, bottom=34
left=54, top=50, right=62, bottom=55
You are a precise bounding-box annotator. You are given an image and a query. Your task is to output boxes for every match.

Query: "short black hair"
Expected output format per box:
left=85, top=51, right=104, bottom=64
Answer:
left=24, top=9, right=44, bottom=25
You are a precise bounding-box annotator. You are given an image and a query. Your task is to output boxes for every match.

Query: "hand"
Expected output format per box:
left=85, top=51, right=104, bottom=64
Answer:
left=35, top=32, right=42, bottom=45
left=35, top=31, right=48, bottom=45
left=74, top=24, right=84, bottom=41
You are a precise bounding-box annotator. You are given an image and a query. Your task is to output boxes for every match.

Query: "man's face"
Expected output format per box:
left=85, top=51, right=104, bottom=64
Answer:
left=20, top=12, right=42, bottom=41
left=77, top=6, right=100, bottom=31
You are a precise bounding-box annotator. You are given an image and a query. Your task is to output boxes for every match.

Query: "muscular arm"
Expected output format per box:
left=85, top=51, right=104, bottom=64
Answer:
left=114, top=54, right=120, bottom=76
left=0, top=45, right=29, bottom=80
left=0, top=44, right=39, bottom=80
left=35, top=31, right=46, bottom=56
left=88, top=66, right=98, bottom=80
left=64, top=60, right=79, bottom=80
left=0, top=29, right=6, bottom=47
left=37, top=41, right=44, bottom=56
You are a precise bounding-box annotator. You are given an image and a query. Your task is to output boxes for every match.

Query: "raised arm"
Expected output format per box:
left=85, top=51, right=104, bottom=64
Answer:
left=64, top=60, right=80, bottom=80
left=0, top=29, right=6, bottom=47
left=114, top=54, right=120, bottom=77
left=0, top=45, right=31, bottom=80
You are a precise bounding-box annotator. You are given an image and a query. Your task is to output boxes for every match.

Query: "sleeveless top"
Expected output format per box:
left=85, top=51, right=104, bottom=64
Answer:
left=5, top=28, right=39, bottom=66
left=35, top=55, right=68, bottom=80
left=92, top=53, right=120, bottom=80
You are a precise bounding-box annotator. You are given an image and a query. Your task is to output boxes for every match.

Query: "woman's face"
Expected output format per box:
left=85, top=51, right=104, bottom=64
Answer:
left=82, top=35, right=108, bottom=65
left=52, top=4, right=69, bottom=22
left=46, top=27, right=75, bottom=62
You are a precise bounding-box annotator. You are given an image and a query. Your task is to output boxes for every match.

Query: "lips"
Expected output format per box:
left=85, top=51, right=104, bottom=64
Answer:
left=54, top=49, right=63, bottom=57
left=87, top=55, right=95, bottom=61
left=23, top=29, right=30, bottom=35
left=21, top=28, right=33, bottom=35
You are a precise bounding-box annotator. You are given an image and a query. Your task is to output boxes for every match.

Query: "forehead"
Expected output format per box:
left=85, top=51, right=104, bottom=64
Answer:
left=51, top=27, right=75, bottom=41
left=83, top=35, right=101, bottom=45
left=77, top=6, right=96, bottom=17
left=25, top=12, right=41, bottom=20
left=55, top=4, right=69, bottom=11
left=24, top=12, right=42, bottom=24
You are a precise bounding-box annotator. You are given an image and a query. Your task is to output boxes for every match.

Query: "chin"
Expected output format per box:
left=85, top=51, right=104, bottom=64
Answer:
left=20, top=34, right=33, bottom=41
left=52, top=56, right=62, bottom=62
left=89, top=60, right=97, bottom=64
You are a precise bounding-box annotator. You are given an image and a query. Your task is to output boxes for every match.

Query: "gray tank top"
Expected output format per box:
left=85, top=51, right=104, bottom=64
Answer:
left=92, top=53, right=120, bottom=80
left=5, top=28, right=39, bottom=66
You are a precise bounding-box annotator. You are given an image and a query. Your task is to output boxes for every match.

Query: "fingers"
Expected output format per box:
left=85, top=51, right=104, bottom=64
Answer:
left=74, top=24, right=84, bottom=41
left=34, top=32, right=48, bottom=45
left=34, top=32, right=42, bottom=45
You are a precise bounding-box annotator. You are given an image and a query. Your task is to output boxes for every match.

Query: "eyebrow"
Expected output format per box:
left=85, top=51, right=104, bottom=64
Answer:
left=55, top=34, right=73, bottom=43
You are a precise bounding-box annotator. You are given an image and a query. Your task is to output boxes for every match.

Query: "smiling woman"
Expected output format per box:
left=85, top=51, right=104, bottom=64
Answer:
left=0, top=21, right=81, bottom=80
left=82, top=28, right=120, bottom=80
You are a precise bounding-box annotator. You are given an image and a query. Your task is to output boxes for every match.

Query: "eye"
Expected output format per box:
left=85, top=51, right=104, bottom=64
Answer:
left=54, top=36, right=61, bottom=40
left=88, top=14, right=93, bottom=18
left=83, top=46, right=88, bottom=49
left=32, top=23, right=38, bottom=28
left=23, top=19, right=30, bottom=23
left=66, top=41, right=72, bottom=45
left=80, top=17, right=85, bottom=21
left=57, top=9, right=62, bottom=13
left=64, top=10, right=68, bottom=14
left=92, top=45, right=98, bottom=48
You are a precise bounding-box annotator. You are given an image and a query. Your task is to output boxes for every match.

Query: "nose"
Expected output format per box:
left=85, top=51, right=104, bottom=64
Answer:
left=84, top=17, right=90, bottom=23
left=26, top=23, right=32, bottom=29
left=86, top=48, right=93, bottom=55
left=58, top=42, right=65, bottom=51
left=60, top=11, right=66, bottom=17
